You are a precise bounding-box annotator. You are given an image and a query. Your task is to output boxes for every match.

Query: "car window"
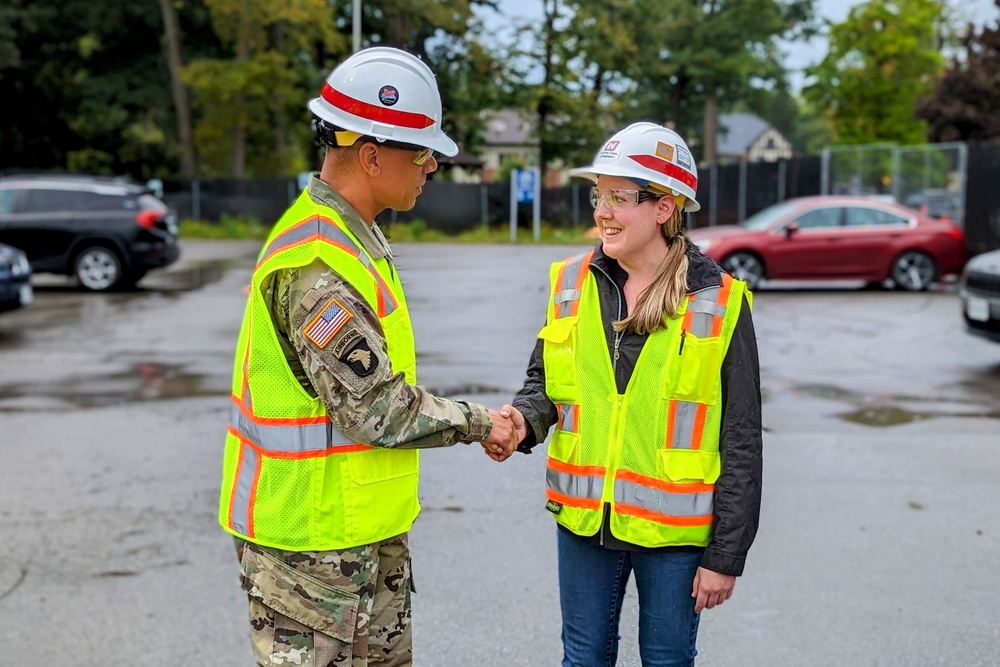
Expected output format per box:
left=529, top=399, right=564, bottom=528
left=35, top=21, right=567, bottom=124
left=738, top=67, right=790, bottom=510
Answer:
left=740, top=201, right=797, bottom=229
left=844, top=207, right=910, bottom=227
left=22, top=188, right=88, bottom=213
left=0, top=189, right=18, bottom=215
left=795, top=207, right=841, bottom=229
left=79, top=191, right=131, bottom=211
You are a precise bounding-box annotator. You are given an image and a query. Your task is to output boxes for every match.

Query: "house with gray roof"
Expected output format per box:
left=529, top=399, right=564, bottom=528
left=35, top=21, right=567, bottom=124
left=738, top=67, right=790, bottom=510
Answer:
left=717, top=112, right=794, bottom=164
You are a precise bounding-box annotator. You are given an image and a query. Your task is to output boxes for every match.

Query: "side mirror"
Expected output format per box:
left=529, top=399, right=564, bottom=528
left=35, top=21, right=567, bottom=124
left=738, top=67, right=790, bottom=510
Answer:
left=784, top=221, right=800, bottom=238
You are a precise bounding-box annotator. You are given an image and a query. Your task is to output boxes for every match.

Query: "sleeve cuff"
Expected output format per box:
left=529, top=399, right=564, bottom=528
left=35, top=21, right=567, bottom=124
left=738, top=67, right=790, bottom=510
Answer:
left=699, top=549, right=746, bottom=577
left=464, top=402, right=493, bottom=443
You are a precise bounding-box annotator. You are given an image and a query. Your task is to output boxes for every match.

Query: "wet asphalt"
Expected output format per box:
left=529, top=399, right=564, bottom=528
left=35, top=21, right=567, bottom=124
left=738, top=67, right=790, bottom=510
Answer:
left=0, top=240, right=998, bottom=666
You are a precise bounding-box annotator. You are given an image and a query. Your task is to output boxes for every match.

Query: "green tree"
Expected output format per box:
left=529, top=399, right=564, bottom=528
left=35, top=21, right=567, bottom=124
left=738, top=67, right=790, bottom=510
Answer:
left=184, top=0, right=345, bottom=178
left=804, top=0, right=946, bottom=145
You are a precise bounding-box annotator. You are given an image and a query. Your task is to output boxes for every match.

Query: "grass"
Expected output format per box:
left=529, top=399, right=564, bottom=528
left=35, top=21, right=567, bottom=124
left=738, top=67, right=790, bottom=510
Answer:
left=180, top=214, right=597, bottom=245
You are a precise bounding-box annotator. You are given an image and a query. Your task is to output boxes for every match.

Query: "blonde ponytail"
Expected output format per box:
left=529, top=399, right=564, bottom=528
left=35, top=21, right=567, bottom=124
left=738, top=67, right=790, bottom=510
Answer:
left=613, top=205, right=688, bottom=335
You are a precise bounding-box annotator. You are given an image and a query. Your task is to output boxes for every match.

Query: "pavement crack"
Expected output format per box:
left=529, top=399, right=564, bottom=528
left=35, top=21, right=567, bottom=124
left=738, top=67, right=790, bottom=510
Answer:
left=0, top=565, right=27, bottom=603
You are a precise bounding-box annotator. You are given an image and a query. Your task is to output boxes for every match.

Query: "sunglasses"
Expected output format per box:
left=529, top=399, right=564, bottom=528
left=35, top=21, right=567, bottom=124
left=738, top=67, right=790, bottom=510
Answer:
left=590, top=188, right=662, bottom=209
left=371, top=138, right=437, bottom=166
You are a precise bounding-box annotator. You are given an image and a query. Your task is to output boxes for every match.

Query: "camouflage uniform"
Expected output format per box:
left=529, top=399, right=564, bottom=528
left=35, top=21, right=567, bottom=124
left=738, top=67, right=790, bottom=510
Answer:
left=237, top=177, right=493, bottom=666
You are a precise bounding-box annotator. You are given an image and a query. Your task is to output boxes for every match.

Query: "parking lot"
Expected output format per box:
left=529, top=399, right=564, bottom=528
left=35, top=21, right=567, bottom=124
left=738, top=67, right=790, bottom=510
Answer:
left=0, top=240, right=998, bottom=666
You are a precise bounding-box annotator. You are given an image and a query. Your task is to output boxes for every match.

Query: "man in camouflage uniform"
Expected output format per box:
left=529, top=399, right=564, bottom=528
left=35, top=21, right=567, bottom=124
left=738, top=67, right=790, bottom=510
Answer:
left=222, top=47, right=519, bottom=667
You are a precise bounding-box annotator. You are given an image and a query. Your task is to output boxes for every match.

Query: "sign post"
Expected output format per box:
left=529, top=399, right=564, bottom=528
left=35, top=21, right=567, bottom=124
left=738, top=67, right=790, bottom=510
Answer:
left=510, top=168, right=541, bottom=242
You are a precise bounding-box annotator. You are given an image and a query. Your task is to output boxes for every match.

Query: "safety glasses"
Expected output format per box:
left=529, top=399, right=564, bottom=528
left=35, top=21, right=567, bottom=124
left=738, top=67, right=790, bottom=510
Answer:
left=374, top=138, right=436, bottom=166
left=590, top=188, right=662, bottom=209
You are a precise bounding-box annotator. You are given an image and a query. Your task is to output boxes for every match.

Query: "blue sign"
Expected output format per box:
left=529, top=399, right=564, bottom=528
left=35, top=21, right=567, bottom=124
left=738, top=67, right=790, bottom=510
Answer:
left=514, top=168, right=536, bottom=204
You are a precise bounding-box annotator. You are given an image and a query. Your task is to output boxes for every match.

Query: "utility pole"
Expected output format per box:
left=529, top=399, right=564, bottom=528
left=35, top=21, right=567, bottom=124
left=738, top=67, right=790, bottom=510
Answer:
left=353, top=0, right=362, bottom=52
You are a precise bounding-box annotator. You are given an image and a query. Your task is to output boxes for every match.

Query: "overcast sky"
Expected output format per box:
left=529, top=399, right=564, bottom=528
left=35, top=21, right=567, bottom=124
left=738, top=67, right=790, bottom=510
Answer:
left=479, top=0, right=1000, bottom=90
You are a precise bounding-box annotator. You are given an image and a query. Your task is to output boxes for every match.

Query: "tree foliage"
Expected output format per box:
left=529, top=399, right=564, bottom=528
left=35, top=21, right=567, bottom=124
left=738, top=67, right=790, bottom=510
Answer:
left=804, top=0, right=946, bottom=145
left=916, top=0, right=1000, bottom=142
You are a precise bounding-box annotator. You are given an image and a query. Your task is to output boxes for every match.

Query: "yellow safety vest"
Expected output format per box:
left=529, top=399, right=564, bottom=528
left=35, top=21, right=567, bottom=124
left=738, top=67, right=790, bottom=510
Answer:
left=218, top=190, right=419, bottom=551
left=540, top=250, right=748, bottom=548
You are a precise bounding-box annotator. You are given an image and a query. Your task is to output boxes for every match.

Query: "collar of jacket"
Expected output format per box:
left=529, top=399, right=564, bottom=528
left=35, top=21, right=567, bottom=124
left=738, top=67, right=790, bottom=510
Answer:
left=589, top=238, right=723, bottom=294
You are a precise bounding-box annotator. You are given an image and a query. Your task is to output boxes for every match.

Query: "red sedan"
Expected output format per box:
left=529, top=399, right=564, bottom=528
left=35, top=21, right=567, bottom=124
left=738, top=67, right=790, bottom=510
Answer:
left=686, top=196, right=968, bottom=291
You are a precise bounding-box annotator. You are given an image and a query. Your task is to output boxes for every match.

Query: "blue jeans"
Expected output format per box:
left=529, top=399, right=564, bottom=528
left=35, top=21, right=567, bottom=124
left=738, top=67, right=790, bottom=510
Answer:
left=557, top=529, right=703, bottom=667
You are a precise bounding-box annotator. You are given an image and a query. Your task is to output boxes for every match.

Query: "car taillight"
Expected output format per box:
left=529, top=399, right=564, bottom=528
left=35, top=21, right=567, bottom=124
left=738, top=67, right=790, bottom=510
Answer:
left=946, top=224, right=965, bottom=242
left=135, top=209, right=162, bottom=229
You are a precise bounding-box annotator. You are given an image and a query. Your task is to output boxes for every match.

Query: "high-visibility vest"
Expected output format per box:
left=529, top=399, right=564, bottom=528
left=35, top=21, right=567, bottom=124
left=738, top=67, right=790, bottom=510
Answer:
left=218, top=190, right=419, bottom=551
left=540, top=250, right=748, bottom=548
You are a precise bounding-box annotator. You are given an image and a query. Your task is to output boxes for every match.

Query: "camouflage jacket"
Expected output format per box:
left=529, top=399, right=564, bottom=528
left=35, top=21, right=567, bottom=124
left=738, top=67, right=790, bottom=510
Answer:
left=260, top=177, right=493, bottom=449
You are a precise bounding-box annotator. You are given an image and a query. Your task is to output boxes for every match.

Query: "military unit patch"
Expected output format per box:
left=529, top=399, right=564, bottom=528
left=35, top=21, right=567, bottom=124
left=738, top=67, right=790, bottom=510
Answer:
left=304, top=297, right=353, bottom=349
left=339, top=337, right=378, bottom=377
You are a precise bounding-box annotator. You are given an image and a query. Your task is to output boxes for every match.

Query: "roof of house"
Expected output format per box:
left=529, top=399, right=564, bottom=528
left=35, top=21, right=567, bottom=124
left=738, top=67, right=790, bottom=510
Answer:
left=717, top=112, right=773, bottom=156
left=480, top=109, right=538, bottom=146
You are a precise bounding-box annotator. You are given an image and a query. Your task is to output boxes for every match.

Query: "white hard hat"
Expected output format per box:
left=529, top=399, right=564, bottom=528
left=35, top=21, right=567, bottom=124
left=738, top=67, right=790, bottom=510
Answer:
left=570, top=122, right=700, bottom=212
left=308, top=47, right=458, bottom=157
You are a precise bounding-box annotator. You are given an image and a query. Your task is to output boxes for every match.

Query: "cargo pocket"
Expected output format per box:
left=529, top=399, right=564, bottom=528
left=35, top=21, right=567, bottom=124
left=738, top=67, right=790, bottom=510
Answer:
left=663, top=334, right=725, bottom=405
left=547, top=428, right=579, bottom=464
left=659, top=449, right=721, bottom=484
left=539, top=317, right=579, bottom=403
left=240, top=545, right=360, bottom=665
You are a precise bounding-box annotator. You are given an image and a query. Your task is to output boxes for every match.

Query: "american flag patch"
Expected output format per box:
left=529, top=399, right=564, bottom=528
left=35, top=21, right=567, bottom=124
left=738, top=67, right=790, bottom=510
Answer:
left=304, top=297, right=353, bottom=349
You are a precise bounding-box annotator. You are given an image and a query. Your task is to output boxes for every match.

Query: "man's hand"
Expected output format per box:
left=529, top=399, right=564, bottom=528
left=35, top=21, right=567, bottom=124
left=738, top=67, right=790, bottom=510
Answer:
left=482, top=410, right=517, bottom=462
left=500, top=405, right=527, bottom=442
left=691, top=567, right=736, bottom=613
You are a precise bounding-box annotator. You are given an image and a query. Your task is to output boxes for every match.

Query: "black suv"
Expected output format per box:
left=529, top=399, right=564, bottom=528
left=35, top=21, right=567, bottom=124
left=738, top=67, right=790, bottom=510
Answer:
left=0, top=175, right=180, bottom=291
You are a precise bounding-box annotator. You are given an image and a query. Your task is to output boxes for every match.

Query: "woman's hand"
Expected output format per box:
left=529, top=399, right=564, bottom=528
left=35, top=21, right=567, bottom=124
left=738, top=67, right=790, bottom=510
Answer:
left=691, top=567, right=735, bottom=613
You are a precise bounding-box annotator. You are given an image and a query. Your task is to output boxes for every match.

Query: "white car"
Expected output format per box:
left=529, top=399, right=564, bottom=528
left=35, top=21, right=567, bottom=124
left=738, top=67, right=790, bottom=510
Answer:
left=959, top=248, right=1000, bottom=343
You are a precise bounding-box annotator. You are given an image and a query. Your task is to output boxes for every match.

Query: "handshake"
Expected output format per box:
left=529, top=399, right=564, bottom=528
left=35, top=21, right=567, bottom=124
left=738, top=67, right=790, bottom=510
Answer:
left=481, top=404, right=527, bottom=462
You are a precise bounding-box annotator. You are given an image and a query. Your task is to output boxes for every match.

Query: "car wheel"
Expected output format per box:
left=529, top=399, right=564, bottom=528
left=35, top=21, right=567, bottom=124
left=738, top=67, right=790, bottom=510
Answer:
left=74, top=246, right=123, bottom=291
left=722, top=252, right=765, bottom=290
left=890, top=251, right=937, bottom=292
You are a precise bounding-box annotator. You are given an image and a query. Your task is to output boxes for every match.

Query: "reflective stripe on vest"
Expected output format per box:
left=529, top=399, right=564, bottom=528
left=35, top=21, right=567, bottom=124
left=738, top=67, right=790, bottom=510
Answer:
left=257, top=215, right=398, bottom=317
left=546, top=458, right=604, bottom=510
left=552, top=249, right=595, bottom=320
left=556, top=404, right=579, bottom=433
left=613, top=470, right=715, bottom=527
left=666, top=275, right=733, bottom=451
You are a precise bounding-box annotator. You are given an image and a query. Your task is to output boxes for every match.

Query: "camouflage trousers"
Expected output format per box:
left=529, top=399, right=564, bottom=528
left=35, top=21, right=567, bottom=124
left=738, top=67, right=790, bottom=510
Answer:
left=235, top=534, right=413, bottom=667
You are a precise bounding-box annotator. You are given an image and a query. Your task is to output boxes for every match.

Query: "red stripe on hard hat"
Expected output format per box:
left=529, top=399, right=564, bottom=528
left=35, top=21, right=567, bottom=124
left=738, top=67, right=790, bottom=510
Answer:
left=627, top=154, right=698, bottom=190
left=321, top=84, right=435, bottom=129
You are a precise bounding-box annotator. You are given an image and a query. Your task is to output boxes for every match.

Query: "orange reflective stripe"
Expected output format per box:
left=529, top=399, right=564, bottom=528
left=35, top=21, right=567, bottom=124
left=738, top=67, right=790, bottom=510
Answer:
left=712, top=275, right=732, bottom=336
left=689, top=403, right=708, bottom=450
left=547, top=488, right=601, bottom=510
left=615, top=502, right=714, bottom=527
left=227, top=425, right=373, bottom=459
left=569, top=250, right=595, bottom=317
left=547, top=456, right=606, bottom=478
left=615, top=469, right=715, bottom=495
left=231, top=398, right=330, bottom=426
left=227, top=437, right=247, bottom=533
left=246, top=452, right=262, bottom=538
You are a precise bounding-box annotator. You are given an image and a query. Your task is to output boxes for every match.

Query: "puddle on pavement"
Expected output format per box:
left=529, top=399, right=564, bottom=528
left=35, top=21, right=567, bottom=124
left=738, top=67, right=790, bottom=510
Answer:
left=0, top=362, right=227, bottom=411
left=793, top=383, right=1000, bottom=427
left=143, top=260, right=232, bottom=293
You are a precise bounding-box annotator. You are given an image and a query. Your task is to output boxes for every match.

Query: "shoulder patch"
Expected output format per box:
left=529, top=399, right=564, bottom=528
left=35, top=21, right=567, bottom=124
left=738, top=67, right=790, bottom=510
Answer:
left=304, top=297, right=353, bottom=349
left=339, top=337, right=379, bottom=377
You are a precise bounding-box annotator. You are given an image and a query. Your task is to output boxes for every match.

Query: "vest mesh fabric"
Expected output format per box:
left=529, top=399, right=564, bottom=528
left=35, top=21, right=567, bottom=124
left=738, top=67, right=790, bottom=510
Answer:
left=219, top=190, right=419, bottom=551
left=543, top=254, right=747, bottom=548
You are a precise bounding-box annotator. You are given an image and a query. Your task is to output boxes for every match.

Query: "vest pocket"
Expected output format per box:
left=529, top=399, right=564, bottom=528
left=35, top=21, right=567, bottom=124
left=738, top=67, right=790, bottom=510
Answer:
left=663, top=334, right=725, bottom=405
left=347, top=448, right=418, bottom=484
left=659, top=449, right=721, bottom=484
left=547, top=429, right=579, bottom=464
left=540, top=317, right=579, bottom=402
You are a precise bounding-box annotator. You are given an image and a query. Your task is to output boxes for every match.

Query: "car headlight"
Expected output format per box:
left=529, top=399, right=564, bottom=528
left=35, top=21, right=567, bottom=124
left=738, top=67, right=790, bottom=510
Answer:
left=693, top=239, right=715, bottom=252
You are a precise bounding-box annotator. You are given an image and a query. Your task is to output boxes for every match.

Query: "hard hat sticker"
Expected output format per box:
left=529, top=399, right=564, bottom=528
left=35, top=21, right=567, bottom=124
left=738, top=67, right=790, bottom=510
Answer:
left=597, top=139, right=620, bottom=160
left=675, top=144, right=692, bottom=170
left=655, top=141, right=675, bottom=163
left=378, top=85, right=399, bottom=106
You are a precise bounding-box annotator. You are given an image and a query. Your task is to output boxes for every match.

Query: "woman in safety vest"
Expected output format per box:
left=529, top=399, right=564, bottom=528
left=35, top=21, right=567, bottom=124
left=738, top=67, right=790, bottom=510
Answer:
left=499, top=122, right=763, bottom=666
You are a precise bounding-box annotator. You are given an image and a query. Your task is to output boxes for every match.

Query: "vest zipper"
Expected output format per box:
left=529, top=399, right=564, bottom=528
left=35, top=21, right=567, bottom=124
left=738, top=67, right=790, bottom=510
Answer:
left=589, top=262, right=624, bottom=374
